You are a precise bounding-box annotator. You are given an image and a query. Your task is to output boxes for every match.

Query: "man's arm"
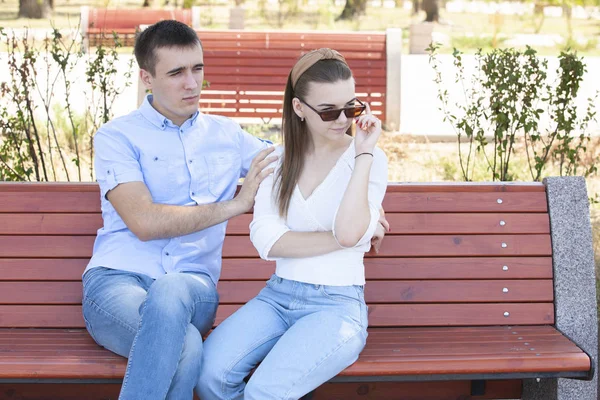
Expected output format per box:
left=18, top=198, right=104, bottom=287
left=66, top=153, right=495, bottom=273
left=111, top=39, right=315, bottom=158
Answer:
left=108, top=147, right=277, bottom=242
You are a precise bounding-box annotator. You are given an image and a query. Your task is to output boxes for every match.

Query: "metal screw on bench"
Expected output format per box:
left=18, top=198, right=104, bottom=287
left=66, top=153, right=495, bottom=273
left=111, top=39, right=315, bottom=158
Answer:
left=503, top=288, right=509, bottom=293
left=504, top=312, right=510, bottom=317
left=500, top=220, right=506, bottom=226
left=501, top=243, right=507, bottom=248
left=497, top=198, right=503, bottom=204
left=502, top=265, right=509, bottom=271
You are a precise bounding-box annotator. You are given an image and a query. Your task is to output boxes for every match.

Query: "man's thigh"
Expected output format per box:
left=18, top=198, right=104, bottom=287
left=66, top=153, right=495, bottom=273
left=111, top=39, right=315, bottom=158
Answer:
left=82, top=267, right=152, bottom=357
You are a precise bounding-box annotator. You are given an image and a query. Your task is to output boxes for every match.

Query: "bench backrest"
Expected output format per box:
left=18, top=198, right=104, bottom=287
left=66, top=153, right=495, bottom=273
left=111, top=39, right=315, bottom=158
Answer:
left=197, top=30, right=387, bottom=121
left=85, top=8, right=193, bottom=31
left=0, top=182, right=553, bottom=329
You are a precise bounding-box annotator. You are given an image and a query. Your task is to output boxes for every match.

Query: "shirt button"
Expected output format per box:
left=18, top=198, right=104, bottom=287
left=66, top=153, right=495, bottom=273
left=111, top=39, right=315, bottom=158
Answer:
left=188, top=160, right=193, bottom=164
left=191, top=192, right=195, bottom=196
left=165, top=252, right=170, bottom=256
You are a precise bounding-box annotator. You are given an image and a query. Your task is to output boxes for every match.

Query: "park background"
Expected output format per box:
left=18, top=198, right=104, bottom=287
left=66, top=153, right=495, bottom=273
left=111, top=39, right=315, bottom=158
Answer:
left=1, top=1, right=599, bottom=393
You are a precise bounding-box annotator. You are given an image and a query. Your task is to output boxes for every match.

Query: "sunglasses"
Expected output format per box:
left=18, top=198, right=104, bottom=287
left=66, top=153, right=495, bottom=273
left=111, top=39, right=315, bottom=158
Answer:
left=300, top=98, right=366, bottom=122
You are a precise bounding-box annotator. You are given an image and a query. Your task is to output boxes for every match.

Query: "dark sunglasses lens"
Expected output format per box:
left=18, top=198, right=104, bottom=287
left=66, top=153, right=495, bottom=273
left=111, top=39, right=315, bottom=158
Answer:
left=345, top=106, right=365, bottom=118
left=319, top=110, right=342, bottom=121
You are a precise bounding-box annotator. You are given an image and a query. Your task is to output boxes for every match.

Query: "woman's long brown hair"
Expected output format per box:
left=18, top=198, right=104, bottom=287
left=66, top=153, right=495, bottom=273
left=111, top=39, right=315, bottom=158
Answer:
left=275, top=59, right=353, bottom=218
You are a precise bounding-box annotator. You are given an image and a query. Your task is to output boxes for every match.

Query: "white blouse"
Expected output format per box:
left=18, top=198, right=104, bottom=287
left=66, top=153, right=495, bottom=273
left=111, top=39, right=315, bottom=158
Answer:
left=249, top=142, right=388, bottom=286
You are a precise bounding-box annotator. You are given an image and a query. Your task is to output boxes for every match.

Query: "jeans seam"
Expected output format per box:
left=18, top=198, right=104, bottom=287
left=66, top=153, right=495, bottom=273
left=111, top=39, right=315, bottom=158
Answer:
left=83, top=297, right=138, bottom=336
left=283, top=327, right=365, bottom=400
left=220, top=330, right=287, bottom=399
left=119, top=298, right=149, bottom=398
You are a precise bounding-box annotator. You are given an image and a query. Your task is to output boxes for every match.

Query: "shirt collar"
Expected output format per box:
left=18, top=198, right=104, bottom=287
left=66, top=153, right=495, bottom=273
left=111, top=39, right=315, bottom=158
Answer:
left=139, top=94, right=200, bottom=130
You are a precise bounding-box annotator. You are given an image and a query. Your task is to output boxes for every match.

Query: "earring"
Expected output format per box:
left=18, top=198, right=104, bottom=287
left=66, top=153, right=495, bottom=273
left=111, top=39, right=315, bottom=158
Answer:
left=301, top=117, right=304, bottom=122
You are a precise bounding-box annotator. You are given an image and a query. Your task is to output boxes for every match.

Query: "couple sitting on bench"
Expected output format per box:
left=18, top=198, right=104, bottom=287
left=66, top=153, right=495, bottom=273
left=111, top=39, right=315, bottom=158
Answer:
left=82, top=20, right=389, bottom=400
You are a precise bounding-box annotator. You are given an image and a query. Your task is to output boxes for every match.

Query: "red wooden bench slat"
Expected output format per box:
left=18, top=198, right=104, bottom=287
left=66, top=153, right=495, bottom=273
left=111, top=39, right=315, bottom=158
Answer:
left=225, top=213, right=550, bottom=235
left=222, top=234, right=552, bottom=258
left=0, top=182, right=545, bottom=193
left=0, top=256, right=552, bottom=281
left=201, top=58, right=387, bottom=69
left=202, top=49, right=385, bottom=60
left=196, top=30, right=387, bottom=42
left=202, top=66, right=387, bottom=78
left=0, top=279, right=553, bottom=305
left=0, top=234, right=551, bottom=258
left=215, top=303, right=556, bottom=327
left=0, top=212, right=549, bottom=235
left=0, top=302, right=554, bottom=328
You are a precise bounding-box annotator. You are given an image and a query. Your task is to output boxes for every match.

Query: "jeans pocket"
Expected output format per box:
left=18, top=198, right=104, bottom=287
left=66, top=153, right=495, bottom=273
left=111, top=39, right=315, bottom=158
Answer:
left=265, top=274, right=278, bottom=287
left=319, top=285, right=362, bottom=305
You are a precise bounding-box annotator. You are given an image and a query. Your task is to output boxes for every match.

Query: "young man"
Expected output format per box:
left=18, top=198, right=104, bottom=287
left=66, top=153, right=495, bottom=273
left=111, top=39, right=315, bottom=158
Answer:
left=81, top=20, right=276, bottom=400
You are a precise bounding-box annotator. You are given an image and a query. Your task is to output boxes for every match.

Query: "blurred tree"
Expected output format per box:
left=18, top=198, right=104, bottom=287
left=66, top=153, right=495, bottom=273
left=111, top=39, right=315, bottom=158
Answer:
left=19, top=0, right=52, bottom=18
left=413, top=0, right=420, bottom=14
left=337, top=0, right=368, bottom=20
left=422, top=0, right=439, bottom=21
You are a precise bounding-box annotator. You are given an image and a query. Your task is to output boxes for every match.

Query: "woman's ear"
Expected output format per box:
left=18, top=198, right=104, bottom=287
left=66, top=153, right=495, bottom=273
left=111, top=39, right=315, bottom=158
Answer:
left=292, top=97, right=304, bottom=120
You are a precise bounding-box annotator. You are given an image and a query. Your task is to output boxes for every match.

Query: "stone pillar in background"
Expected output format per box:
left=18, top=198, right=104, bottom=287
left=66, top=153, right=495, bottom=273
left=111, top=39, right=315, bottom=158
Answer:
left=229, top=7, right=245, bottom=30
left=385, top=28, right=402, bottom=132
left=409, top=22, right=434, bottom=54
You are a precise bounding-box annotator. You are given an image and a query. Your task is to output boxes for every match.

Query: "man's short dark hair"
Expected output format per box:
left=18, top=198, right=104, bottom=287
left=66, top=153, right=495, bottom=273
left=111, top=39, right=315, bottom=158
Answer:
left=134, top=20, right=202, bottom=76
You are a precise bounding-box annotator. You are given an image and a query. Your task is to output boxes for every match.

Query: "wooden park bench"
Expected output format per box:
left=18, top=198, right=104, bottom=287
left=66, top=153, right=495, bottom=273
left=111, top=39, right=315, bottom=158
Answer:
left=195, top=29, right=400, bottom=127
left=0, top=178, right=596, bottom=399
left=80, top=6, right=201, bottom=48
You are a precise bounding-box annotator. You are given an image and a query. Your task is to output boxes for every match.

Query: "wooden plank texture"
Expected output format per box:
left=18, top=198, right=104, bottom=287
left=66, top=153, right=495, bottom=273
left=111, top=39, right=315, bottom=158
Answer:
left=0, top=279, right=553, bottom=305
left=0, top=326, right=587, bottom=379
left=0, top=257, right=553, bottom=281
left=0, top=302, right=555, bottom=328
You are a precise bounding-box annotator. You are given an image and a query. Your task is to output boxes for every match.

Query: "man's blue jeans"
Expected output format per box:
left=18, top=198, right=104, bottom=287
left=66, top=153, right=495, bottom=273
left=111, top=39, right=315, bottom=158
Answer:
left=196, top=274, right=368, bottom=400
left=82, top=267, right=219, bottom=400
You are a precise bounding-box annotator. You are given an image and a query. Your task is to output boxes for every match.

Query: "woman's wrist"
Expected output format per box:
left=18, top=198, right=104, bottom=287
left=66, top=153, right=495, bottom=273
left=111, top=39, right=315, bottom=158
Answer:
left=355, top=145, right=375, bottom=155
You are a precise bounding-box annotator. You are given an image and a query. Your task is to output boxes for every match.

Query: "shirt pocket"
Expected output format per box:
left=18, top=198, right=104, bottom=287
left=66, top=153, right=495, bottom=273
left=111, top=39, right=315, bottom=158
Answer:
left=206, top=152, right=241, bottom=198
left=141, top=156, right=179, bottom=202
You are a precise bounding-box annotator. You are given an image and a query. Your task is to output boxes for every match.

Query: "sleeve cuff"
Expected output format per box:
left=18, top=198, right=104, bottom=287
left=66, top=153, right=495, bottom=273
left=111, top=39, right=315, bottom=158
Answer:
left=99, top=168, right=145, bottom=199
left=250, top=217, right=290, bottom=261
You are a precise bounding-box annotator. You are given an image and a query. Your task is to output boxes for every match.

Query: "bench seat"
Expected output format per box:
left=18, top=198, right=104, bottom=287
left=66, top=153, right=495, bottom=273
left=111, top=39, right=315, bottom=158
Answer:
left=0, top=326, right=590, bottom=382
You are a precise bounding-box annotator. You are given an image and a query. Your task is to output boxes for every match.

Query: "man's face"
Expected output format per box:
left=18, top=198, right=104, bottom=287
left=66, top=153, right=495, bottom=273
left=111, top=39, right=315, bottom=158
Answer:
left=140, top=43, right=204, bottom=127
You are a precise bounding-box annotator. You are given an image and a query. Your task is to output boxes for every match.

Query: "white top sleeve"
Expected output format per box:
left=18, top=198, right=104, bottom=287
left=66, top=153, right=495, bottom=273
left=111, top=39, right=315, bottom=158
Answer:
left=249, top=147, right=290, bottom=261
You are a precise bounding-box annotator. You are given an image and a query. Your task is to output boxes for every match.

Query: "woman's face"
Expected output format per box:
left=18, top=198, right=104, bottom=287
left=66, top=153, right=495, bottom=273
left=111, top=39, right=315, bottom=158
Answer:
left=294, top=78, right=357, bottom=143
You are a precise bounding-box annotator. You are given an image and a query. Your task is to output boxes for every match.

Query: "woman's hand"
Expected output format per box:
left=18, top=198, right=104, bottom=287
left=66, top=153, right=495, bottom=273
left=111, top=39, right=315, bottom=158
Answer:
left=354, top=102, right=382, bottom=154
left=371, top=222, right=386, bottom=254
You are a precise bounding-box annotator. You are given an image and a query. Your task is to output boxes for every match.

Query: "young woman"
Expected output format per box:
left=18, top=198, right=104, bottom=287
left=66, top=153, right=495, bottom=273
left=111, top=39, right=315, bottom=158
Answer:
left=197, top=48, right=389, bottom=400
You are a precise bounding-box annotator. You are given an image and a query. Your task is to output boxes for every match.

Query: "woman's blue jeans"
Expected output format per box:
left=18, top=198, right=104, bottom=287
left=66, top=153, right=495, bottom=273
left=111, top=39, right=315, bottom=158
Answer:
left=196, top=274, right=368, bottom=400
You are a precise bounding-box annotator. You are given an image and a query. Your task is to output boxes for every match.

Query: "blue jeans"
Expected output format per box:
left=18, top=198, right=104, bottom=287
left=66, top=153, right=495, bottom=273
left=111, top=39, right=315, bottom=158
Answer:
left=82, top=267, right=219, bottom=400
left=196, top=275, right=368, bottom=400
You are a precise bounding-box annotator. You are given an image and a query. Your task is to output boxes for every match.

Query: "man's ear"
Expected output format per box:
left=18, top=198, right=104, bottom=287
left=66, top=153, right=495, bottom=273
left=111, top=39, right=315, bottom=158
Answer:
left=139, top=69, right=153, bottom=90
left=292, top=97, right=304, bottom=120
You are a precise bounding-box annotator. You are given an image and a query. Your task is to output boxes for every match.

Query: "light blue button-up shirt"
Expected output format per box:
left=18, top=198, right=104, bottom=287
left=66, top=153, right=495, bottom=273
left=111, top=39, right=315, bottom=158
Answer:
left=85, top=95, right=270, bottom=284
